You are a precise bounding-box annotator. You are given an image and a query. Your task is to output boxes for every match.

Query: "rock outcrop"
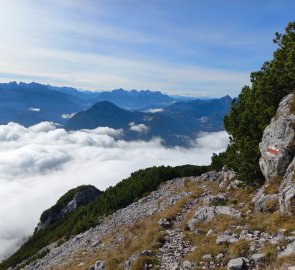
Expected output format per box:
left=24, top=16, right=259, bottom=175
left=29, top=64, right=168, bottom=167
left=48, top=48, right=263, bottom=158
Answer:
left=37, top=185, right=102, bottom=230
left=254, top=93, right=295, bottom=215
left=187, top=206, right=241, bottom=231
left=259, top=93, right=295, bottom=183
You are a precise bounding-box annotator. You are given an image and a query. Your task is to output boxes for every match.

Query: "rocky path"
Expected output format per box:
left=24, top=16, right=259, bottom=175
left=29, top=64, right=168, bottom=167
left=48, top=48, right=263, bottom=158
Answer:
left=156, top=199, right=197, bottom=270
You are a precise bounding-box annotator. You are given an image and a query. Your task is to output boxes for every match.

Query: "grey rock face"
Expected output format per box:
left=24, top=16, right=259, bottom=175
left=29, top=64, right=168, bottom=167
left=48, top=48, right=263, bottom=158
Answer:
left=219, top=169, right=236, bottom=190
left=253, top=189, right=279, bottom=213
left=279, top=241, right=295, bottom=257
left=227, top=257, right=249, bottom=270
left=202, top=193, right=227, bottom=206
left=279, top=184, right=295, bottom=215
left=256, top=93, right=295, bottom=214
left=38, top=185, right=101, bottom=230
left=187, top=206, right=241, bottom=231
left=279, top=158, right=295, bottom=215
left=259, top=93, right=295, bottom=183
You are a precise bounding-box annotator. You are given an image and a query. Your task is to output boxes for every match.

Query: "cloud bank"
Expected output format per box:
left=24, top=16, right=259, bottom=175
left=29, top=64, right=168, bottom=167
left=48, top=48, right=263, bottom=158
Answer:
left=129, top=122, right=149, bottom=133
left=0, top=122, right=229, bottom=261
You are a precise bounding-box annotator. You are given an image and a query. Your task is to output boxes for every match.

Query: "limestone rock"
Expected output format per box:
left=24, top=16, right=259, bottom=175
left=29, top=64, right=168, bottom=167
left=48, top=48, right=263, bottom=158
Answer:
left=216, top=234, right=238, bottom=244
left=89, top=261, right=106, bottom=270
left=187, top=206, right=241, bottom=231
left=279, top=158, right=295, bottom=215
left=202, top=193, right=228, bottom=206
left=94, top=261, right=106, bottom=270
left=219, top=169, right=236, bottom=190
left=259, top=93, right=295, bottom=183
left=38, top=185, right=102, bottom=231
left=124, top=253, right=139, bottom=270
left=124, top=250, right=153, bottom=270
left=158, top=218, right=172, bottom=229
left=182, top=260, right=192, bottom=269
left=227, top=257, right=249, bottom=270
left=253, top=190, right=279, bottom=213
left=279, top=241, right=295, bottom=257
left=250, top=253, right=266, bottom=263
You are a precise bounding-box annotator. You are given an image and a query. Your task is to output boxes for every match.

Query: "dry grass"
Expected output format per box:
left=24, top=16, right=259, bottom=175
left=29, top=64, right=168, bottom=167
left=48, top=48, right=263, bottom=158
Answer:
left=58, top=180, right=203, bottom=270
left=264, top=198, right=279, bottom=213
left=205, top=182, right=220, bottom=196
left=228, top=240, right=250, bottom=258
left=289, top=197, right=295, bottom=215
left=185, top=235, right=227, bottom=262
left=264, top=177, right=283, bottom=194
left=227, top=186, right=255, bottom=213
left=131, top=256, right=157, bottom=270
left=199, top=214, right=244, bottom=233
left=275, top=255, right=295, bottom=269
left=248, top=212, right=295, bottom=233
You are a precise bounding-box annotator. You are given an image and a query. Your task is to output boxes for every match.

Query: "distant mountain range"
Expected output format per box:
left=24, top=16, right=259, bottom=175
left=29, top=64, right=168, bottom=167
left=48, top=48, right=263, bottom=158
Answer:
left=66, top=96, right=232, bottom=146
left=0, top=82, right=232, bottom=146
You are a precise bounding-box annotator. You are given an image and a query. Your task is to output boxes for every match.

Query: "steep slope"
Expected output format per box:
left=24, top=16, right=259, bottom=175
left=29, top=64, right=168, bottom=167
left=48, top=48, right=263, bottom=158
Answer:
left=0, top=165, right=208, bottom=270
left=3, top=92, right=295, bottom=269
left=4, top=167, right=295, bottom=270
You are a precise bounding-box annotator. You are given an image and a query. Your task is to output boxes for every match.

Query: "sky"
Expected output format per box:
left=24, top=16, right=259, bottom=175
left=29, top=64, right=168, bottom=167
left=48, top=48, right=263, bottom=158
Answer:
left=0, top=122, right=228, bottom=260
left=0, top=0, right=294, bottom=96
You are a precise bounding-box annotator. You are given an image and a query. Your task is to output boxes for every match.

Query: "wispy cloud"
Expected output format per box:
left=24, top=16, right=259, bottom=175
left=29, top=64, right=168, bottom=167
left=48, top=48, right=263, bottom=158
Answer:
left=0, top=0, right=254, bottom=96
left=0, top=1, right=293, bottom=95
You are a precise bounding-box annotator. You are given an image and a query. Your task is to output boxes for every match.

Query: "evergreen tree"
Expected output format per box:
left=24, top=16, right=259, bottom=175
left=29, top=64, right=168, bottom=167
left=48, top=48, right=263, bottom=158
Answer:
left=222, top=22, right=295, bottom=181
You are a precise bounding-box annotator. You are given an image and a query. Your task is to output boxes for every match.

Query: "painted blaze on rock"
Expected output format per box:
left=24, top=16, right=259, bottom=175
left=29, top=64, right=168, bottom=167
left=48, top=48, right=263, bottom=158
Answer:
left=259, top=94, right=295, bottom=183
left=266, top=146, right=280, bottom=156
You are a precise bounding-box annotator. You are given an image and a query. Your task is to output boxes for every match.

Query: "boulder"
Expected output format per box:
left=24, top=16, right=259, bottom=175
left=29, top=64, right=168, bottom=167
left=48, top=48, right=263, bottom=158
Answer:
left=201, top=254, right=212, bottom=260
left=227, top=257, right=249, bottom=270
left=187, top=206, right=241, bottom=231
left=253, top=190, right=279, bottom=213
left=250, top=253, right=266, bottom=263
left=259, top=93, right=295, bottom=183
left=219, top=169, right=236, bottom=190
left=158, top=218, right=172, bottom=229
left=124, top=250, right=153, bottom=270
left=89, top=260, right=106, bottom=270
left=124, top=253, right=139, bottom=270
left=182, top=260, right=192, bottom=269
left=202, top=193, right=228, bottom=206
left=279, top=241, right=295, bottom=257
left=216, top=234, right=238, bottom=244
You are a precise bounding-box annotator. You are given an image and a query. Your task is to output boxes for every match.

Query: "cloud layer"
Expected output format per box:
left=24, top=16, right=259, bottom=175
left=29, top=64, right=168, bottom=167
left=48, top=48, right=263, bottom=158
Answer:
left=0, top=122, right=229, bottom=261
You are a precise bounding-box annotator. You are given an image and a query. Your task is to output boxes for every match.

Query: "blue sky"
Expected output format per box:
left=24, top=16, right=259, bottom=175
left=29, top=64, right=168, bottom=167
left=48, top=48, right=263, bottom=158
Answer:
left=0, top=0, right=294, bottom=96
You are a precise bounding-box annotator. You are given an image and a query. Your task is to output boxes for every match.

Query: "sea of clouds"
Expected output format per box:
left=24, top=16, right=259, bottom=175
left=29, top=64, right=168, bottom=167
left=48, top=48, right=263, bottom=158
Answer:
left=0, top=122, right=229, bottom=261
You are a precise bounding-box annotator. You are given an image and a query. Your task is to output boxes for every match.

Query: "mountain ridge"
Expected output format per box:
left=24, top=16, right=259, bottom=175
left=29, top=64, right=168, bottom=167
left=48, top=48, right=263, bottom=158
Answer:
left=65, top=96, right=232, bottom=146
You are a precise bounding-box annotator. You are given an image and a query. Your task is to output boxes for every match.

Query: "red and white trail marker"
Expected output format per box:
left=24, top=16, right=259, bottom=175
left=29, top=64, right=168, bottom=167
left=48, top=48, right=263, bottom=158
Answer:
left=266, top=146, right=280, bottom=156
